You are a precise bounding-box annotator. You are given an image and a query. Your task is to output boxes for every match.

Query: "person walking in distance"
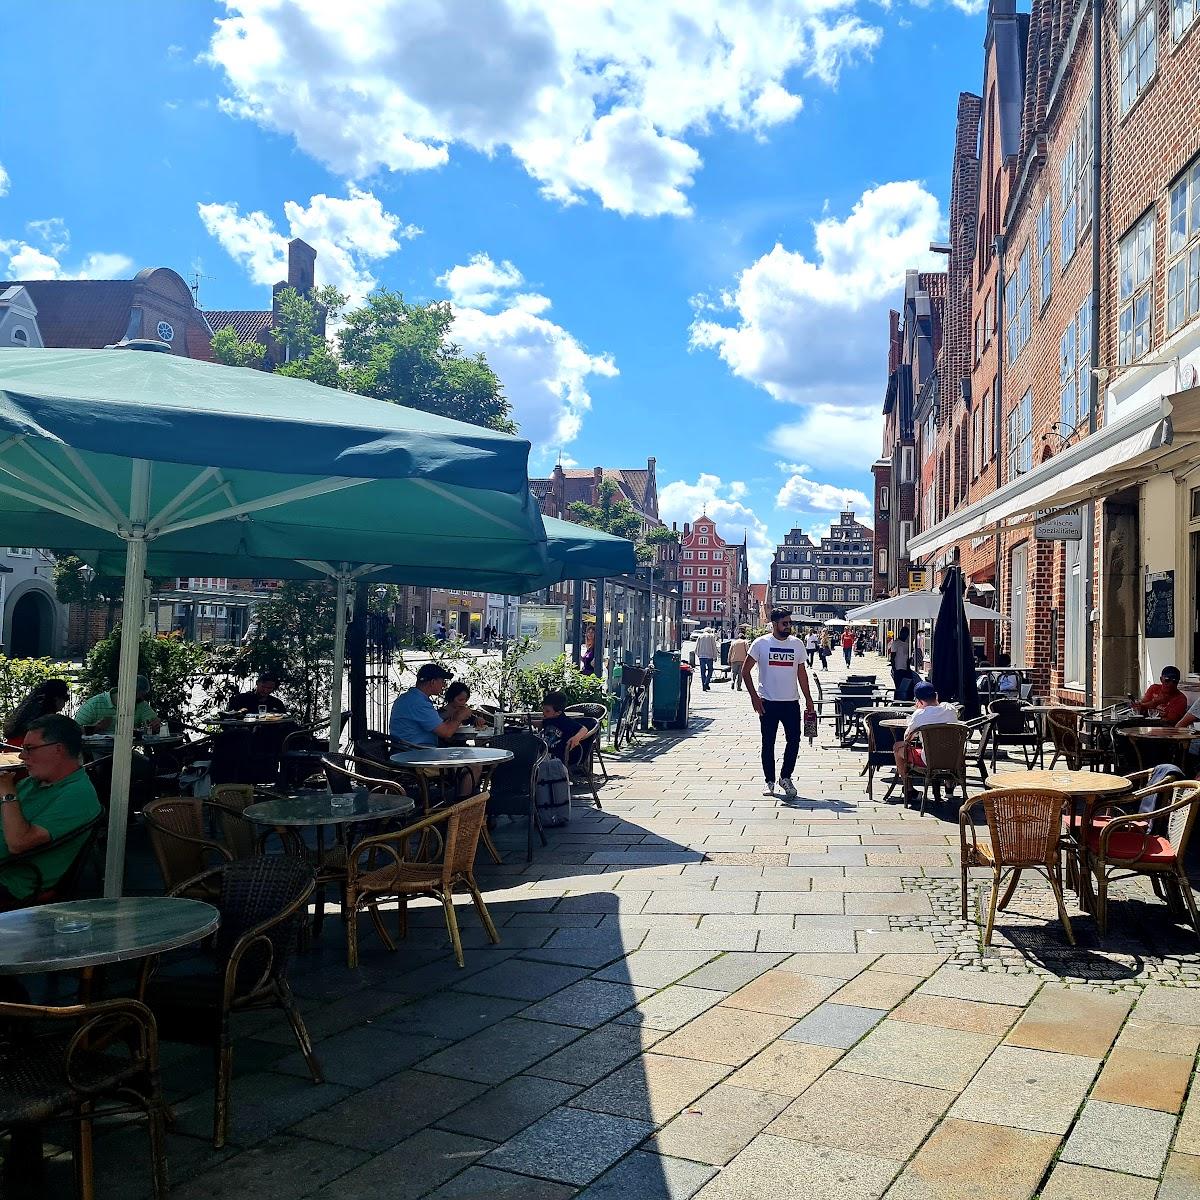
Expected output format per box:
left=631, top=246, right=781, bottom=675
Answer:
left=841, top=626, right=855, bottom=667
left=742, top=608, right=816, bottom=797
left=728, top=628, right=750, bottom=691
left=805, top=629, right=819, bottom=667
left=694, top=626, right=718, bottom=691
left=818, top=630, right=831, bottom=669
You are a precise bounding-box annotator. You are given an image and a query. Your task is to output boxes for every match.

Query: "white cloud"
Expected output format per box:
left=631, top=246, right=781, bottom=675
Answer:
left=197, top=186, right=419, bottom=307
left=207, top=0, right=882, bottom=217
left=775, top=462, right=870, bottom=512
left=0, top=215, right=134, bottom=279
left=437, top=253, right=617, bottom=450
left=771, top=402, right=886, bottom=473
left=0, top=162, right=9, bottom=197
left=658, top=472, right=775, bottom=577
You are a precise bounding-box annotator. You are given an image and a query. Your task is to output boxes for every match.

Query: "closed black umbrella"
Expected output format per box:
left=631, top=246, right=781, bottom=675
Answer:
left=932, top=566, right=980, bottom=720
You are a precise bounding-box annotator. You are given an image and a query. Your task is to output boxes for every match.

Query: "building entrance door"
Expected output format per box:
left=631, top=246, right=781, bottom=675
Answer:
left=1009, top=545, right=1027, bottom=666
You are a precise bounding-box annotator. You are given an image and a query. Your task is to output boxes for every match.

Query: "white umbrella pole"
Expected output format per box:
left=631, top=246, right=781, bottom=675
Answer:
left=328, top=571, right=350, bottom=753
left=103, top=459, right=151, bottom=898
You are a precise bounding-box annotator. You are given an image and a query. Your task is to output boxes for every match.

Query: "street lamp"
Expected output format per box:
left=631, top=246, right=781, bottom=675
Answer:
left=80, top=563, right=96, bottom=656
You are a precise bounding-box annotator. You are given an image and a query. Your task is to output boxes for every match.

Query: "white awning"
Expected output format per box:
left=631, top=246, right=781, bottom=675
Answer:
left=908, top=387, right=1200, bottom=558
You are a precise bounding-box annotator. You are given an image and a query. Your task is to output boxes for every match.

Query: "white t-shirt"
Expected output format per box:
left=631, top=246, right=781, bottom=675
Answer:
left=891, top=639, right=911, bottom=671
left=748, top=634, right=806, bottom=702
left=904, top=702, right=958, bottom=738
left=806, top=633, right=819, bottom=650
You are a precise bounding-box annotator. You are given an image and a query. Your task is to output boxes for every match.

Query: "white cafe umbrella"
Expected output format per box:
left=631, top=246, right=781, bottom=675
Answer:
left=845, top=591, right=1007, bottom=623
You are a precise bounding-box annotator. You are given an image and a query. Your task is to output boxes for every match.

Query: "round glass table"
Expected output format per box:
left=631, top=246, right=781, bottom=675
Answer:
left=389, top=747, right=514, bottom=770
left=243, top=791, right=415, bottom=828
left=0, top=896, right=219, bottom=975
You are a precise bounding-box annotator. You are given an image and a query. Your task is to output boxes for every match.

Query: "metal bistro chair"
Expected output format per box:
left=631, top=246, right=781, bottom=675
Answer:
left=985, top=699, right=1043, bottom=770
left=1046, top=707, right=1109, bottom=771
left=0, top=997, right=169, bottom=1200
left=863, top=709, right=909, bottom=803
left=485, top=731, right=548, bottom=863
left=566, top=703, right=610, bottom=780
left=569, top=716, right=604, bottom=810
left=1087, top=779, right=1200, bottom=938
left=959, top=787, right=1075, bottom=947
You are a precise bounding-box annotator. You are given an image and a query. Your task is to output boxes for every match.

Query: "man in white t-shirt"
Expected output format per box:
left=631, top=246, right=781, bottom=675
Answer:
left=742, top=608, right=816, bottom=797
left=893, top=682, right=958, bottom=801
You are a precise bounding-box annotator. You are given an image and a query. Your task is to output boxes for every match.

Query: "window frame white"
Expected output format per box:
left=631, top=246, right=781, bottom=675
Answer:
left=1118, top=210, right=1155, bottom=365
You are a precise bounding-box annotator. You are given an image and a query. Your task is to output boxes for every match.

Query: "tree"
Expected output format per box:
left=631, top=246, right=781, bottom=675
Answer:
left=568, top=479, right=679, bottom=564
left=209, top=326, right=265, bottom=369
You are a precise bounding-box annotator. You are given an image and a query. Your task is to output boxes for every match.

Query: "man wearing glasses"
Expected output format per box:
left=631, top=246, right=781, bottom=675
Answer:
left=0, top=715, right=101, bottom=909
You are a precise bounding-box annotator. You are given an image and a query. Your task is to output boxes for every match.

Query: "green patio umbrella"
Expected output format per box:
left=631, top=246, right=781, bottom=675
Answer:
left=0, top=346, right=548, bottom=894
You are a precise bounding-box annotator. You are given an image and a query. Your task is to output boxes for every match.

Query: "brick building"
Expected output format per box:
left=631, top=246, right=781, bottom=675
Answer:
left=768, top=512, right=875, bottom=625
left=679, top=516, right=736, bottom=630
left=904, top=0, right=1200, bottom=704
left=870, top=459, right=892, bottom=599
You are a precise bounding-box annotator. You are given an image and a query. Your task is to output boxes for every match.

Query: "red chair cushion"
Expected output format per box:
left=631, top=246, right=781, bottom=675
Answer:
left=1087, top=827, right=1176, bottom=863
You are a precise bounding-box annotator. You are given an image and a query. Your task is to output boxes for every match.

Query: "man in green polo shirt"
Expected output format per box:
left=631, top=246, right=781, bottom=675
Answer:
left=0, top=714, right=101, bottom=908
left=75, top=675, right=160, bottom=734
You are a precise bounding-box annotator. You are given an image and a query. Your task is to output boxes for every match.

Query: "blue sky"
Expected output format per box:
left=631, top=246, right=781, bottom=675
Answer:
left=0, top=0, right=985, bottom=576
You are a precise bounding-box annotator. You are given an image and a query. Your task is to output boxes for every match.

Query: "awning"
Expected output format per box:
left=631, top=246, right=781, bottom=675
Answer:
left=908, top=386, right=1200, bottom=558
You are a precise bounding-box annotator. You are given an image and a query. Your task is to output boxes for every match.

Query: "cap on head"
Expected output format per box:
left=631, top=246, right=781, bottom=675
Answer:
left=1162, top=665, right=1182, bottom=683
left=257, top=671, right=280, bottom=685
left=914, top=682, right=938, bottom=702
left=416, top=663, right=452, bottom=684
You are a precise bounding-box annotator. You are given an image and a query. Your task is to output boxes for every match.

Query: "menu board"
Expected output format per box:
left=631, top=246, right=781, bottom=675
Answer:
left=1145, top=570, right=1175, bottom=639
left=517, top=603, right=568, bottom=666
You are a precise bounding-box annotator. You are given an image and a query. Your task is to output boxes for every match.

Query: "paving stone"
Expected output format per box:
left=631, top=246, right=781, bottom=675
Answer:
left=1003, top=985, right=1133, bottom=1058
left=755, top=928, right=858, bottom=954
left=570, top=1052, right=728, bottom=1123
left=1175, top=1064, right=1200, bottom=1155
left=1037, top=1162, right=1157, bottom=1200
left=555, top=891, right=649, bottom=914
left=519, top=978, right=651, bottom=1028
left=647, top=1082, right=792, bottom=1165
left=652, top=1006, right=795, bottom=1066
left=948, top=1045, right=1099, bottom=1134
left=1130, top=985, right=1200, bottom=1026
left=415, top=1017, right=582, bottom=1084
left=719, top=969, right=842, bottom=1019
left=1059, top=1100, right=1175, bottom=1178
left=768, top=1069, right=952, bottom=1161
left=615, top=985, right=730, bottom=1032
left=594, top=950, right=720, bottom=988
left=483, top=1105, right=654, bottom=1185
left=782, top=1003, right=889, bottom=1049
left=435, top=1074, right=580, bottom=1141
left=726, top=1039, right=843, bottom=1097
left=1115, top=1017, right=1200, bottom=1058
left=274, top=1026, right=448, bottom=1088
left=855, top=930, right=939, bottom=955
left=575, top=1150, right=716, bottom=1200
left=422, top=1166, right=576, bottom=1199
left=642, top=891, right=759, bottom=914
left=169, top=1135, right=367, bottom=1200
left=525, top=1021, right=667, bottom=1084
left=884, top=1118, right=1059, bottom=1199
left=916, top=969, right=1042, bottom=1008
left=890, top=994, right=1021, bottom=1036
left=642, top=929, right=760, bottom=952
left=454, top=959, right=591, bottom=1001
left=375, top=992, right=526, bottom=1040
left=838, top=1019, right=1000, bottom=1092
left=692, top=1132, right=899, bottom=1199
left=679, top=951, right=790, bottom=992
left=290, top=1069, right=486, bottom=1152
left=1159, top=1152, right=1200, bottom=1200
left=755, top=891, right=847, bottom=915
left=829, top=969, right=921, bottom=1010
left=843, top=892, right=934, bottom=915
left=1090, top=1045, right=1193, bottom=1113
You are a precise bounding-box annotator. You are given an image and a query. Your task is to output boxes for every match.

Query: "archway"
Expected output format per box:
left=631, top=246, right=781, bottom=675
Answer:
left=8, top=590, right=54, bottom=658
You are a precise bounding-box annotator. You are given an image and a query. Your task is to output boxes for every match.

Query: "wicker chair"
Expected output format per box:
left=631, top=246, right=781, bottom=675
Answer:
left=566, top=703, right=610, bottom=780
left=486, top=732, right=548, bottom=862
left=909, top=722, right=974, bottom=816
left=0, top=998, right=169, bottom=1200
left=1047, top=707, right=1109, bottom=771
left=142, top=797, right=232, bottom=896
left=959, top=787, right=1075, bottom=946
left=862, top=709, right=909, bottom=803
left=278, top=711, right=350, bottom=789
left=985, top=699, right=1042, bottom=770
left=1087, top=780, right=1200, bottom=938
left=569, top=716, right=603, bottom=810
left=143, top=857, right=320, bottom=1148
left=0, top=816, right=101, bottom=910
left=342, top=792, right=499, bottom=969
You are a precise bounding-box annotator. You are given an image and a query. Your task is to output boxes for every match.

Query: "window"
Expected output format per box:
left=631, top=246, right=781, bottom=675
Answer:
left=801, top=586, right=811, bottom=600
left=1059, top=107, right=1093, bottom=268
left=984, top=290, right=994, bottom=342
left=1076, top=300, right=1092, bottom=424
left=697, top=581, right=708, bottom=593
left=698, top=551, right=708, bottom=561
left=683, top=566, right=693, bottom=576
left=1063, top=538, right=1086, bottom=685
left=1005, top=243, right=1032, bottom=362
left=879, top=485, right=889, bottom=511
left=1038, top=195, right=1053, bottom=305
left=971, top=405, right=982, bottom=479
left=699, top=536, right=709, bottom=545
left=980, top=390, right=992, bottom=462
left=878, top=549, right=888, bottom=576
left=697, top=599, right=707, bottom=612
left=682, top=550, right=693, bottom=560
left=712, top=581, right=722, bottom=594
left=817, top=587, right=829, bottom=602
left=833, top=588, right=845, bottom=602
left=7, top=547, right=32, bottom=558
left=801, top=568, right=811, bottom=580
left=899, top=520, right=913, bottom=557
left=1119, top=0, right=1157, bottom=114
left=1174, top=0, right=1198, bottom=39
left=11, top=327, right=29, bottom=345
left=1006, top=391, right=1033, bottom=481
left=1118, top=210, right=1155, bottom=364
left=1059, top=320, right=1076, bottom=432
left=900, top=445, right=914, bottom=482
left=1167, top=159, right=1200, bottom=335
left=698, top=566, right=708, bottom=576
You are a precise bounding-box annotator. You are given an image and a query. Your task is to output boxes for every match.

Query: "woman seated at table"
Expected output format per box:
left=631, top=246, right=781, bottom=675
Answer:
left=228, top=671, right=288, bottom=714
left=440, top=682, right=487, bottom=730
left=3, top=678, right=71, bottom=747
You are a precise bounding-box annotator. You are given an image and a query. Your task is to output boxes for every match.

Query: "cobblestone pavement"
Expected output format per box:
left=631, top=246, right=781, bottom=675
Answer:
left=69, top=657, right=1200, bottom=1197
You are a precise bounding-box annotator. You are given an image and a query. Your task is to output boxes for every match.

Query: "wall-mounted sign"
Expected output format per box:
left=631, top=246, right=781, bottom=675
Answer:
left=1145, top=570, right=1175, bottom=639
left=907, top=569, right=928, bottom=590
left=1034, top=508, right=1083, bottom=540
left=517, top=603, right=568, bottom=666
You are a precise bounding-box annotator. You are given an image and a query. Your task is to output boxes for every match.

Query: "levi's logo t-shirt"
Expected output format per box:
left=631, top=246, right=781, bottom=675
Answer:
left=748, top=634, right=804, bottom=702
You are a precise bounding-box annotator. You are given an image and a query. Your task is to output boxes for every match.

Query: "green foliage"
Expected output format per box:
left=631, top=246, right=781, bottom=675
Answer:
left=52, top=556, right=121, bottom=606
left=509, top=654, right=607, bottom=712
left=0, top=656, right=70, bottom=724
left=210, top=326, right=266, bottom=369
left=78, top=628, right=209, bottom=726
left=568, top=478, right=679, bottom=565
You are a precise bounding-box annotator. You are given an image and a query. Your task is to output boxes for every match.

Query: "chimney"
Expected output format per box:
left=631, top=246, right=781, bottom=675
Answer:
left=287, top=239, right=316, bottom=293
left=683, top=522, right=691, bottom=539
left=592, top=466, right=603, bottom=504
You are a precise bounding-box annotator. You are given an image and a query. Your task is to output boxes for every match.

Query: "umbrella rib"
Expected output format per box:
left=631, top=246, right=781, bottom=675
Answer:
left=156, top=479, right=241, bottom=530
left=0, top=477, right=119, bottom=532
left=0, top=455, right=116, bottom=529
left=0, top=437, right=118, bottom=526
left=157, top=475, right=369, bottom=536
left=412, top=478, right=529, bottom=534
left=58, top=445, right=134, bottom=529
left=146, top=466, right=220, bottom=532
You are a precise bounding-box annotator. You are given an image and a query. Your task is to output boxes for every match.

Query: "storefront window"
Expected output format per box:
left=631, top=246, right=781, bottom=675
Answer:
left=1064, top=539, right=1086, bottom=686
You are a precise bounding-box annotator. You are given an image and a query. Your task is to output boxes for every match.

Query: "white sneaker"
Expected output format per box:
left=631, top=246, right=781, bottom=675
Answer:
left=780, top=778, right=798, bottom=797
left=762, top=781, right=776, bottom=795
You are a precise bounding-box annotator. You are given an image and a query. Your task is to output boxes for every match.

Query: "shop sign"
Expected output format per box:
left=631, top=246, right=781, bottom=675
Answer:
left=1034, top=508, right=1083, bottom=540
left=907, top=569, right=928, bottom=590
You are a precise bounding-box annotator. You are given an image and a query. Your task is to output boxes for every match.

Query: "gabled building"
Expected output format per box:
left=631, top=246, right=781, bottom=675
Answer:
left=679, top=516, right=735, bottom=630
left=769, top=512, right=874, bottom=624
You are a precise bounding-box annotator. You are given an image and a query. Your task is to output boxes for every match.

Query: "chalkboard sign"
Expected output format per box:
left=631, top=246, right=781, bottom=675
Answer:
left=1145, top=570, right=1175, bottom=639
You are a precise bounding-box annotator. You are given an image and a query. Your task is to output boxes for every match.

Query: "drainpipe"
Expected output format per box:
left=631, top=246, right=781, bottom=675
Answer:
left=1084, top=0, right=1103, bottom=705
left=992, top=232, right=1006, bottom=661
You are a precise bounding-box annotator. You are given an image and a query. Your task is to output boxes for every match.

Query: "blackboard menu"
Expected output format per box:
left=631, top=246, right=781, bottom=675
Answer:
left=1145, top=570, right=1175, bottom=639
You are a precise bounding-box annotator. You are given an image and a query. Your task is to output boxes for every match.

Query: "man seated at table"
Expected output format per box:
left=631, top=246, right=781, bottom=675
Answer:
left=1133, top=665, right=1189, bottom=724
left=390, top=663, right=471, bottom=747
left=892, top=683, right=959, bottom=803
left=229, top=671, right=288, bottom=714
left=0, top=715, right=101, bottom=910
left=75, top=675, right=161, bottom=734
left=541, top=692, right=590, bottom=767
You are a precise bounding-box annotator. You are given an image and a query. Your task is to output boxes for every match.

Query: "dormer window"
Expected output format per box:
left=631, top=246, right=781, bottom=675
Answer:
left=11, top=327, right=28, bottom=345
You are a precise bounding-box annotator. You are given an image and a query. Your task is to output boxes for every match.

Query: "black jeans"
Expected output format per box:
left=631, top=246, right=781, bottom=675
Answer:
left=760, top=700, right=801, bottom=782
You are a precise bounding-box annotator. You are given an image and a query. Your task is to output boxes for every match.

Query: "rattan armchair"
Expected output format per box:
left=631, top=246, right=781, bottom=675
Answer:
left=1087, top=780, right=1200, bottom=938
left=0, top=997, right=168, bottom=1199
left=909, top=722, right=975, bottom=816
left=569, top=716, right=603, bottom=810
left=959, top=787, right=1075, bottom=947
left=142, top=797, right=232, bottom=897
left=342, top=791, right=499, bottom=968
left=0, top=815, right=101, bottom=910
left=1047, top=707, right=1109, bottom=770
left=143, top=857, right=321, bottom=1148
left=566, top=703, right=610, bottom=780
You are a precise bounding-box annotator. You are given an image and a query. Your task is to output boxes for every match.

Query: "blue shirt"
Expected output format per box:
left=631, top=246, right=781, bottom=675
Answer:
left=390, top=687, right=443, bottom=746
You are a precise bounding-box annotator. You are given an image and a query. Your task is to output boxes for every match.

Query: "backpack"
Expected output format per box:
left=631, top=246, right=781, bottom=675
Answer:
left=535, top=757, right=571, bottom=827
